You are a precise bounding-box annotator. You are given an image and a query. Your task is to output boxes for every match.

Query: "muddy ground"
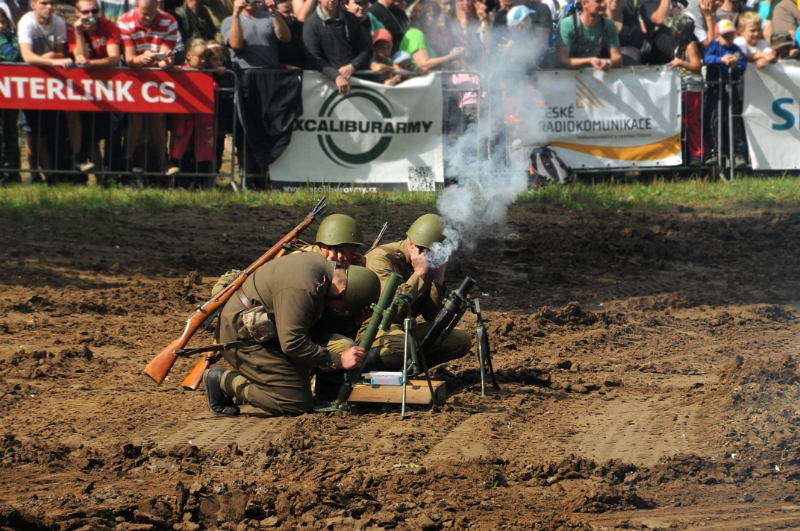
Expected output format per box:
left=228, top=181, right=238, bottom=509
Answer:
left=2, top=198, right=800, bottom=530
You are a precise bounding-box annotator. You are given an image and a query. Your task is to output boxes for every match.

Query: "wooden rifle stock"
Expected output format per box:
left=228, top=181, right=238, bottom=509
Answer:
left=144, top=197, right=327, bottom=384
left=181, top=340, right=218, bottom=391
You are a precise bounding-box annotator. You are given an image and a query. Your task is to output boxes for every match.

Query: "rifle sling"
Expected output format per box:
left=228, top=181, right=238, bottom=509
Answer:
left=237, top=288, right=255, bottom=310
left=174, top=340, right=260, bottom=357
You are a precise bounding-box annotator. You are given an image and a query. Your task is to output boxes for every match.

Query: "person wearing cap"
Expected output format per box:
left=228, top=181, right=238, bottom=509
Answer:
left=205, top=252, right=381, bottom=417
left=556, top=0, right=623, bottom=70
left=704, top=18, right=748, bottom=167
left=770, top=0, right=800, bottom=43
left=399, top=0, right=465, bottom=72
left=771, top=30, right=799, bottom=58
left=359, top=213, right=472, bottom=373
left=492, top=0, right=552, bottom=52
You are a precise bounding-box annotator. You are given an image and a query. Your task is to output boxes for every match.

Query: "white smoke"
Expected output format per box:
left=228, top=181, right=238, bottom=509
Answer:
left=429, top=20, right=547, bottom=265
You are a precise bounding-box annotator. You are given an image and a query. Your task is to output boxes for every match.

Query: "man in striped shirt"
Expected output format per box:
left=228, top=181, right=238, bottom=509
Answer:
left=117, top=0, right=179, bottom=183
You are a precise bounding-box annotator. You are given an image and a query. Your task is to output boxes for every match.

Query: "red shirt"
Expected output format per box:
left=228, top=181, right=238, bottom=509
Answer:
left=117, top=8, right=178, bottom=55
left=67, top=18, right=121, bottom=59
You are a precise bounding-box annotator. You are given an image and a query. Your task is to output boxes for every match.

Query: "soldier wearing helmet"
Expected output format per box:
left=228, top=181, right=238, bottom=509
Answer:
left=294, top=213, right=367, bottom=267
left=359, top=213, right=472, bottom=372
left=204, top=252, right=381, bottom=417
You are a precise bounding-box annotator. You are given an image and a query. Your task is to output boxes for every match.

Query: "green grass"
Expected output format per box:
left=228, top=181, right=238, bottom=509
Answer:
left=519, top=175, right=800, bottom=211
left=4, top=175, right=800, bottom=218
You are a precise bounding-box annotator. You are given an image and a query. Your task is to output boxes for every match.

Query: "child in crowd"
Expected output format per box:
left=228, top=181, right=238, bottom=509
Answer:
left=207, top=41, right=234, bottom=174
left=168, top=38, right=217, bottom=187
left=0, top=8, right=21, bottom=183
left=665, top=15, right=704, bottom=166
left=734, top=11, right=776, bottom=68
left=771, top=31, right=800, bottom=59
left=704, top=19, right=748, bottom=167
left=370, top=28, right=396, bottom=83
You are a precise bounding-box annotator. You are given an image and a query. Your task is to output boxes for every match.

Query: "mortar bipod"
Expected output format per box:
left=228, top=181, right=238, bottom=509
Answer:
left=470, top=299, right=500, bottom=396
left=398, top=299, right=438, bottom=419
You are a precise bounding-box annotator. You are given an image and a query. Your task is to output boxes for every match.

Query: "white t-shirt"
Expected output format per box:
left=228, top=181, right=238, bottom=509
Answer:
left=17, top=11, right=67, bottom=55
left=734, top=36, right=771, bottom=54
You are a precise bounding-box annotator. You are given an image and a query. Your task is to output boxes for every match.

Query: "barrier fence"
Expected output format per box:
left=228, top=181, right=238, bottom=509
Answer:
left=0, top=62, right=788, bottom=189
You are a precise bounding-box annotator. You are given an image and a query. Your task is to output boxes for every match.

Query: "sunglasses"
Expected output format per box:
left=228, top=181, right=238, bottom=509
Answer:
left=80, top=8, right=99, bottom=14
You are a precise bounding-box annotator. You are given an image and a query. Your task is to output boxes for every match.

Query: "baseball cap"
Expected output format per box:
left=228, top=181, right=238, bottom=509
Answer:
left=715, top=19, right=736, bottom=35
left=664, top=14, right=695, bottom=36
left=372, top=28, right=392, bottom=45
left=507, top=5, right=535, bottom=28
left=392, top=51, right=412, bottom=64
left=771, top=31, right=793, bottom=50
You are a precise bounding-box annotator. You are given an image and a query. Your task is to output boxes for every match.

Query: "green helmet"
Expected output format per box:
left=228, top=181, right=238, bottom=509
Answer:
left=406, top=214, right=446, bottom=249
left=316, top=214, right=364, bottom=246
left=344, top=265, right=381, bottom=313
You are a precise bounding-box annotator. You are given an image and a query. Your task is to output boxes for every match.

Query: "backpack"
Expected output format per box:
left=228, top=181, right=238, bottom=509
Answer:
left=528, top=146, right=574, bottom=187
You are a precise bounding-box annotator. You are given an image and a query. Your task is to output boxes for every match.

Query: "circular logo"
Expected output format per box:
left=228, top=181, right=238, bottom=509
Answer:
left=317, top=86, right=395, bottom=167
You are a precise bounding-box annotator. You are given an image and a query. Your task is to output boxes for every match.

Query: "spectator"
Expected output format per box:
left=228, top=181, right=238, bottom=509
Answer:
left=370, top=28, right=412, bottom=84
left=450, top=0, right=489, bottom=59
left=303, top=0, right=371, bottom=95
left=174, top=0, right=220, bottom=45
left=716, top=0, right=749, bottom=25
left=66, top=0, right=121, bottom=181
left=275, top=0, right=306, bottom=67
left=771, top=0, right=799, bottom=39
left=664, top=15, right=703, bottom=166
left=369, top=0, right=407, bottom=53
left=492, top=0, right=552, bottom=47
left=734, top=11, right=775, bottom=67
left=556, top=0, right=622, bottom=70
left=18, top=0, right=72, bottom=183
left=637, top=0, right=681, bottom=64
left=704, top=18, right=747, bottom=167
left=206, top=41, right=233, bottom=171
left=118, top=0, right=179, bottom=181
left=771, top=29, right=799, bottom=57
left=0, top=7, right=20, bottom=183
left=425, top=0, right=458, bottom=55
left=681, top=0, right=721, bottom=47
left=169, top=38, right=216, bottom=186
left=223, top=0, right=295, bottom=187
left=606, top=0, right=645, bottom=64
left=223, top=0, right=289, bottom=71
left=1, top=0, right=24, bottom=24
left=399, top=0, right=464, bottom=72
left=344, top=0, right=384, bottom=36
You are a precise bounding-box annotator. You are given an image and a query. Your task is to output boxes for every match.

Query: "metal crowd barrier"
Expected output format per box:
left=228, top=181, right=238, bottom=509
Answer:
left=0, top=63, right=753, bottom=189
left=0, top=64, right=242, bottom=189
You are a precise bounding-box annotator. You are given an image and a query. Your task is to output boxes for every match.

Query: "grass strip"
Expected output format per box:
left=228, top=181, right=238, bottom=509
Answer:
left=3, top=176, right=800, bottom=217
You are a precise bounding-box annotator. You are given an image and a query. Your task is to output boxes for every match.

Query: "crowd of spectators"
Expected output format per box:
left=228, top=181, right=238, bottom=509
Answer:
left=1, top=0, right=800, bottom=186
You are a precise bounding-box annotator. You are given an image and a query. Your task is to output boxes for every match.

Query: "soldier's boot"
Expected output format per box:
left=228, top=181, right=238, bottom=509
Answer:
left=314, top=371, right=345, bottom=402
left=360, top=347, right=388, bottom=374
left=203, top=368, right=240, bottom=416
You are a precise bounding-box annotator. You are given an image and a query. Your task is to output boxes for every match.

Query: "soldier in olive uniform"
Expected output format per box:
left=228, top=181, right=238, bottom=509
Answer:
left=360, top=214, right=472, bottom=371
left=204, top=252, right=381, bottom=417
left=294, top=213, right=367, bottom=268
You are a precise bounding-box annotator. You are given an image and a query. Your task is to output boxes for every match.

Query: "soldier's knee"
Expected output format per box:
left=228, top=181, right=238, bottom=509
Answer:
left=449, top=328, right=472, bottom=359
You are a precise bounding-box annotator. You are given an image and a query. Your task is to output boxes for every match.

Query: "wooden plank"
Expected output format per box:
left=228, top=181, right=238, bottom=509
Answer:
left=348, top=380, right=446, bottom=405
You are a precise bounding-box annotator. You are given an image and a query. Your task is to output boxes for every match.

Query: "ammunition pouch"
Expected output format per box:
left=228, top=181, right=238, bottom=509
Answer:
left=242, top=305, right=278, bottom=343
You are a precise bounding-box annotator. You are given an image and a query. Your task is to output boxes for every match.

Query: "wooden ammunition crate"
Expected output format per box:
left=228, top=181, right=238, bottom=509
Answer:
left=347, top=380, right=446, bottom=405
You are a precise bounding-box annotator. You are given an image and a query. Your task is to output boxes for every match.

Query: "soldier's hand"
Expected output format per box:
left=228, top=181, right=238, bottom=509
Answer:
left=349, top=251, right=366, bottom=267
left=409, top=243, right=429, bottom=277
left=340, top=346, right=367, bottom=370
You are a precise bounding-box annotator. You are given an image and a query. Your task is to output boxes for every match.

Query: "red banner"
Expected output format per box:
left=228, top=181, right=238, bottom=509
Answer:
left=0, top=65, right=215, bottom=114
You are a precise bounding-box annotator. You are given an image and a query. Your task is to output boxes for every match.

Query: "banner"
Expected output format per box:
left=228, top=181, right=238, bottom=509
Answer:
left=0, top=65, right=215, bottom=114
left=742, top=64, right=800, bottom=169
left=269, top=72, right=443, bottom=191
left=517, top=67, right=682, bottom=168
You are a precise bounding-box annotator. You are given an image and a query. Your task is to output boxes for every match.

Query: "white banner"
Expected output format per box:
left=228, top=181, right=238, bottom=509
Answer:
left=743, top=64, right=800, bottom=170
left=516, top=67, right=682, bottom=168
left=270, top=71, right=444, bottom=191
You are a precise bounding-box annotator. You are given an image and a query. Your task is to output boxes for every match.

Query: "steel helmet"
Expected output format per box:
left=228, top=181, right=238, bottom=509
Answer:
left=343, top=265, right=381, bottom=313
left=315, top=214, right=365, bottom=246
left=507, top=5, right=535, bottom=28
left=406, top=214, right=446, bottom=249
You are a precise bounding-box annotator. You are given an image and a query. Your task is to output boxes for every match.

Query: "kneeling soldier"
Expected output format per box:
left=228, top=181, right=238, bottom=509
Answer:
left=295, top=213, right=367, bottom=268
left=360, top=213, right=472, bottom=372
left=204, top=252, right=380, bottom=417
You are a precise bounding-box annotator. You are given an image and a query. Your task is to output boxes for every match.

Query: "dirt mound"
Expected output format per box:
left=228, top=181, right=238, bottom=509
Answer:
left=1, top=346, right=97, bottom=381
left=610, top=292, right=703, bottom=312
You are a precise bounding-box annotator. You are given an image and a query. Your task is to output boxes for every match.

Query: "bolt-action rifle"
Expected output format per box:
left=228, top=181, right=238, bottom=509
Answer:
left=144, top=197, right=327, bottom=385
